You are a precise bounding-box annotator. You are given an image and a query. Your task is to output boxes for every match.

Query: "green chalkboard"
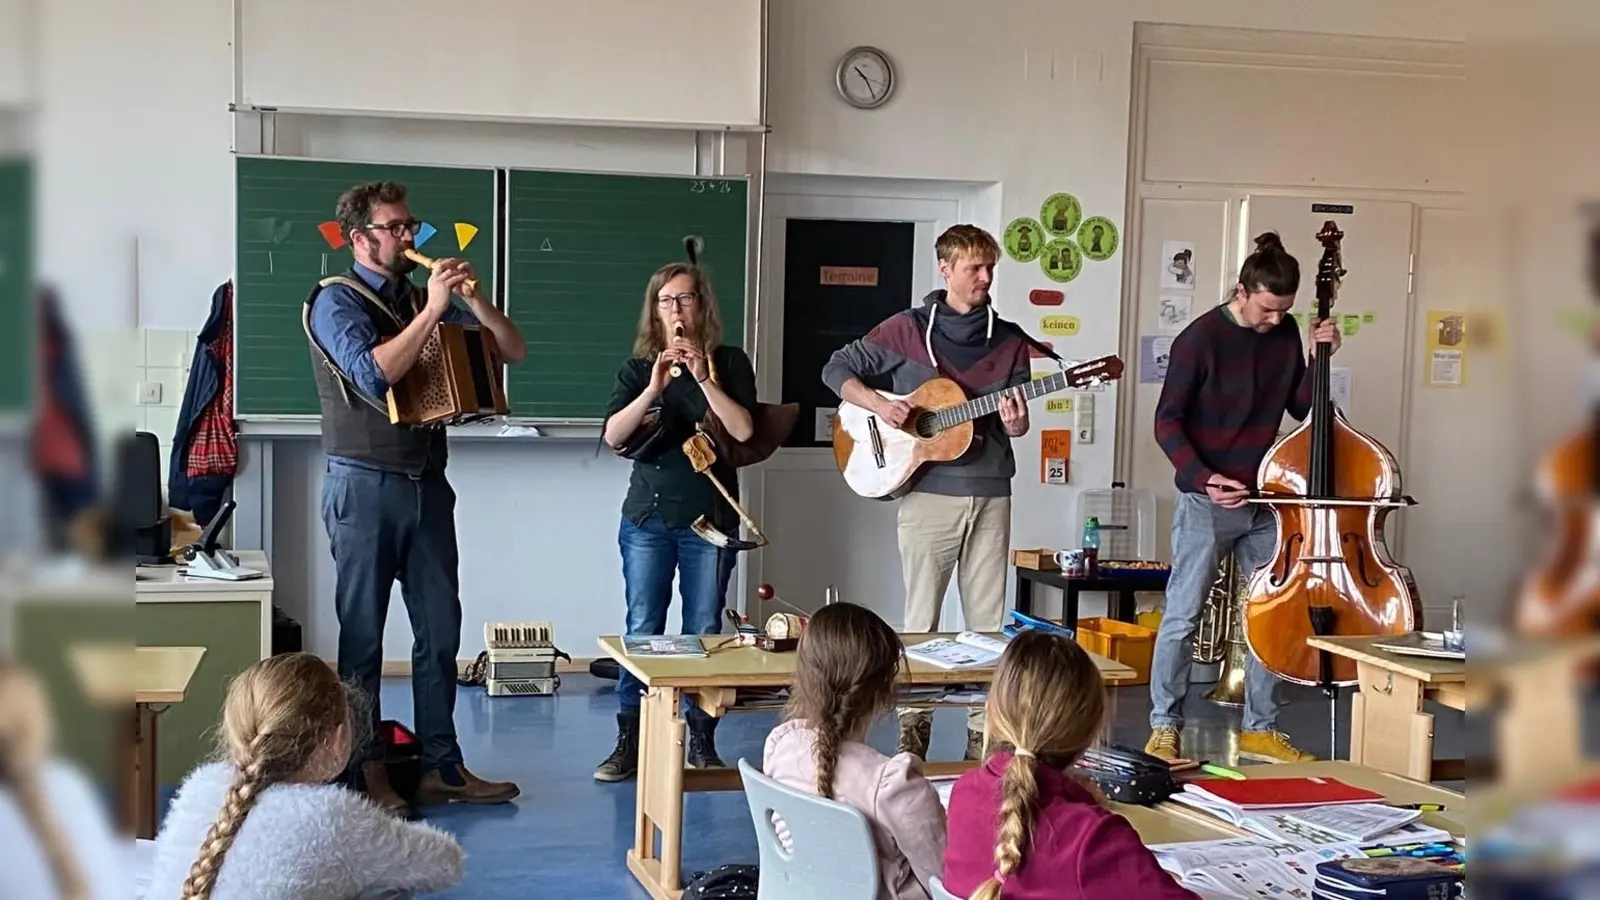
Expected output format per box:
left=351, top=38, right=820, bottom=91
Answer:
left=0, top=158, right=33, bottom=414
left=503, top=169, right=749, bottom=420
left=234, top=155, right=497, bottom=416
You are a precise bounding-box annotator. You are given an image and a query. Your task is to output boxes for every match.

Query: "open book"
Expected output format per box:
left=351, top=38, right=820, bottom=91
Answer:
left=621, top=635, right=708, bottom=658
left=1150, top=838, right=1366, bottom=900
left=1169, top=787, right=1452, bottom=849
left=904, top=632, right=1009, bottom=669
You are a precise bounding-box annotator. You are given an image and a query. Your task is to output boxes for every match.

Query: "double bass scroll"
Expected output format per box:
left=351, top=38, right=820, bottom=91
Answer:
left=1241, top=221, right=1423, bottom=687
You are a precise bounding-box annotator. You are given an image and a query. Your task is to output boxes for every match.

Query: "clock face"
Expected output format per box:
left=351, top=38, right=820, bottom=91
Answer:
left=836, top=47, right=894, bottom=109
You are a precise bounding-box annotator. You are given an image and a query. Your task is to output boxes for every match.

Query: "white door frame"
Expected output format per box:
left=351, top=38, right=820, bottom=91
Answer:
left=741, top=180, right=982, bottom=625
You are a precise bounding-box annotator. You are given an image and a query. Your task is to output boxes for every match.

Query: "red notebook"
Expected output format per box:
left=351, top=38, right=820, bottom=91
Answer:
left=1184, top=776, right=1385, bottom=809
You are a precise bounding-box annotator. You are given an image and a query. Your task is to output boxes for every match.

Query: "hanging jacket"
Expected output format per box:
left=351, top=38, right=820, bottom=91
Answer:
left=168, top=281, right=236, bottom=524
left=31, top=285, right=100, bottom=535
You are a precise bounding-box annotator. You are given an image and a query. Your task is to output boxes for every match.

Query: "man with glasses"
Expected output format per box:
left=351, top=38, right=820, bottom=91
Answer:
left=1145, top=231, right=1340, bottom=766
left=306, top=180, right=527, bottom=810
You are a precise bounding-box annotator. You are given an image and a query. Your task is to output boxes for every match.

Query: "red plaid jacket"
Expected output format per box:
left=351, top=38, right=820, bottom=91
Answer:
left=186, top=301, right=237, bottom=478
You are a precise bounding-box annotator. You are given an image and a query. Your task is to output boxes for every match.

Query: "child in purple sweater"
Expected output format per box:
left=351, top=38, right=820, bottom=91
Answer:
left=942, top=632, right=1198, bottom=899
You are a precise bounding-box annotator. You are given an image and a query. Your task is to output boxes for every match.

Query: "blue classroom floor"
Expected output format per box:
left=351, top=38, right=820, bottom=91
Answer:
left=153, top=672, right=1468, bottom=899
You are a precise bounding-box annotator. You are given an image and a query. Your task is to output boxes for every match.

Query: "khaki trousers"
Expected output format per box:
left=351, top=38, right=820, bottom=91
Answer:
left=895, top=492, right=1012, bottom=733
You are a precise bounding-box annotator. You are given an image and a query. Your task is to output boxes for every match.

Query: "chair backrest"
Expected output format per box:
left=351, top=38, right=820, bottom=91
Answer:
left=737, top=758, right=881, bottom=900
left=929, top=876, right=964, bottom=900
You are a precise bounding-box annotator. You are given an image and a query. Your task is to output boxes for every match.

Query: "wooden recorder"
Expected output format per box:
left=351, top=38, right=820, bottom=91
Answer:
left=403, top=248, right=480, bottom=295
left=669, top=323, right=685, bottom=378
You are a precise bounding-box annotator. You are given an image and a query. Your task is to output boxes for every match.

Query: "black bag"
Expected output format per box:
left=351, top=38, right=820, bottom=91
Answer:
left=1072, top=743, right=1179, bottom=806
left=681, top=864, right=759, bottom=899
left=379, top=719, right=425, bottom=804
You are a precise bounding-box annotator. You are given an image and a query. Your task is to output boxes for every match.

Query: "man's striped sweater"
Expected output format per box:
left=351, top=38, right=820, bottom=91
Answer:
left=1153, top=304, right=1314, bottom=494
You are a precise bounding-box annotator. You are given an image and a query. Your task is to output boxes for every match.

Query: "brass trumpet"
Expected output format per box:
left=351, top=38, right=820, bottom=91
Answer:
left=669, top=322, right=685, bottom=378
left=403, top=248, right=479, bottom=295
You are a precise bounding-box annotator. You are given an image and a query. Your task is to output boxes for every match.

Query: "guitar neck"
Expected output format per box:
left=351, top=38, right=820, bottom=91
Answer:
left=933, top=370, right=1074, bottom=432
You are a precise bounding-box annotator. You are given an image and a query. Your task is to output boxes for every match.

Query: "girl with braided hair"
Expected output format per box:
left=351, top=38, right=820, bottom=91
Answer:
left=146, top=652, right=464, bottom=900
left=762, top=602, right=946, bottom=900
left=0, top=660, right=122, bottom=899
left=942, top=631, right=1197, bottom=899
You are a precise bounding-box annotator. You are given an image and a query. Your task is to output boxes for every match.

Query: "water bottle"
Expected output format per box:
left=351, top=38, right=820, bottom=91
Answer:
left=1083, top=516, right=1101, bottom=578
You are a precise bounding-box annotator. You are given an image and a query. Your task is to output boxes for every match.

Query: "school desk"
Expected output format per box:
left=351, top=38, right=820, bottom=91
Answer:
left=1304, top=634, right=1465, bottom=782
left=70, top=644, right=207, bottom=838
left=598, top=632, right=1138, bottom=900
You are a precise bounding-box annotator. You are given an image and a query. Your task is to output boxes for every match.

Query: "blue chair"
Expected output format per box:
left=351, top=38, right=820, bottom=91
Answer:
left=737, top=757, right=881, bottom=900
left=929, top=876, right=964, bottom=900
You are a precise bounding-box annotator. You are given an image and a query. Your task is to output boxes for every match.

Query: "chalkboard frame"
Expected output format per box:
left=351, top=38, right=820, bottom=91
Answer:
left=232, top=154, right=756, bottom=427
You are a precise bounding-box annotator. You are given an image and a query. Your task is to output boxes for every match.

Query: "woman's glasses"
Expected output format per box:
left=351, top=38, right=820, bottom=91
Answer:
left=658, top=292, right=699, bottom=308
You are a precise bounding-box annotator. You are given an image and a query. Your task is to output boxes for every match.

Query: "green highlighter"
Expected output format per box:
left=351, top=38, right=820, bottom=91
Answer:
left=1199, top=763, right=1246, bottom=780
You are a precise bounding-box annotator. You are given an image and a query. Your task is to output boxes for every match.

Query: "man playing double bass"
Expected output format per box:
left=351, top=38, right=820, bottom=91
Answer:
left=1146, top=232, right=1341, bottom=765
left=306, top=180, right=528, bottom=809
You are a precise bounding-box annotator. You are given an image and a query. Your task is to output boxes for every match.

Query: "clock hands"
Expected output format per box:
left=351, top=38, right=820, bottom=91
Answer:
left=853, top=64, right=885, bottom=101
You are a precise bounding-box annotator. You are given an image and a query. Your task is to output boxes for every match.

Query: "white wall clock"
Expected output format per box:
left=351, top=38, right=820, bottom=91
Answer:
left=834, top=46, right=895, bottom=110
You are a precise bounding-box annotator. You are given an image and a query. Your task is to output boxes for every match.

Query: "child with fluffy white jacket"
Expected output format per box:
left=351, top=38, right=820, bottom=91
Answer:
left=146, top=653, right=465, bottom=900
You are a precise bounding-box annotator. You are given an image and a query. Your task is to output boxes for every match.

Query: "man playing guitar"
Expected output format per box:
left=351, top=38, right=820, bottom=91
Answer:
left=822, top=224, right=1031, bottom=761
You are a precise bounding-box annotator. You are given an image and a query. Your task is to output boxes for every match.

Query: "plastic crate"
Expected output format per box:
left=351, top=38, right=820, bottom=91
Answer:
left=1075, top=617, right=1156, bottom=686
left=1075, top=482, right=1156, bottom=560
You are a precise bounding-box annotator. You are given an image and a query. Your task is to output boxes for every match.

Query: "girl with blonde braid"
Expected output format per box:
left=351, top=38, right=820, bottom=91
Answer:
left=942, top=631, right=1197, bottom=899
left=146, top=653, right=464, bottom=900
left=0, top=661, right=123, bottom=900
left=763, top=602, right=947, bottom=900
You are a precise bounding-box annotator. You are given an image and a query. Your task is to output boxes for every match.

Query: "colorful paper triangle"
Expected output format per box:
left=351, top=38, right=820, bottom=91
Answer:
left=318, top=221, right=346, bottom=250
left=455, top=222, right=479, bottom=252
left=415, top=221, right=438, bottom=248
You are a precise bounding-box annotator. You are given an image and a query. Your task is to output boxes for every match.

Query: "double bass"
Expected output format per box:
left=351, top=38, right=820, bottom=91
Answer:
left=1243, top=221, right=1423, bottom=687
left=1515, top=218, right=1600, bottom=637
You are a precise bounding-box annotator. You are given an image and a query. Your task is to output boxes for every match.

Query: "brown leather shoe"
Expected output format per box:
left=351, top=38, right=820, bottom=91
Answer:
left=415, top=764, right=521, bottom=805
left=361, top=761, right=409, bottom=812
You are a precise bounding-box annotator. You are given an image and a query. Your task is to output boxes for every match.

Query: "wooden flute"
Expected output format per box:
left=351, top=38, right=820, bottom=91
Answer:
left=403, top=248, right=480, bottom=295
left=669, top=323, right=685, bottom=377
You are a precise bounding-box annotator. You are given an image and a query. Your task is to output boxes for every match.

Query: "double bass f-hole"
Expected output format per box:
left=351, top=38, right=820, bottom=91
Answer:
left=1242, top=220, right=1423, bottom=689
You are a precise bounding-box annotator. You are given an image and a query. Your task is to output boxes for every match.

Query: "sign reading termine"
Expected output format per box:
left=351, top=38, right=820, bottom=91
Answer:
left=820, top=266, right=880, bottom=286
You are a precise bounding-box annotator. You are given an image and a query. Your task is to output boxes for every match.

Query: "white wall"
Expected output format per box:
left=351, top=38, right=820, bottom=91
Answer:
left=64, top=0, right=1466, bottom=662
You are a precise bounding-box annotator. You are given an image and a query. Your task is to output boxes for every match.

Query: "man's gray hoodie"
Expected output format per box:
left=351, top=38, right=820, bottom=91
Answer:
left=822, top=290, right=1034, bottom=497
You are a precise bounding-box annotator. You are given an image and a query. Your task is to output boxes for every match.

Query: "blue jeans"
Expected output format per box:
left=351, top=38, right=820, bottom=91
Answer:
left=615, top=514, right=736, bottom=719
left=1149, top=491, right=1282, bottom=733
left=321, top=458, right=463, bottom=768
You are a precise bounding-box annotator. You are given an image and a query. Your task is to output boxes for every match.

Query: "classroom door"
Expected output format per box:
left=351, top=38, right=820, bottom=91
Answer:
left=780, top=218, right=917, bottom=447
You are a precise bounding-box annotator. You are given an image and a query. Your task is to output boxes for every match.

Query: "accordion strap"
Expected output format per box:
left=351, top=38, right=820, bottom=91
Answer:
left=303, top=275, right=410, bottom=421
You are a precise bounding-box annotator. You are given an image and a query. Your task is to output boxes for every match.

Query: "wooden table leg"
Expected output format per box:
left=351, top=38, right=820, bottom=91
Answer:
left=626, top=686, right=687, bottom=900
left=1347, top=661, right=1434, bottom=781
left=1498, top=656, right=1583, bottom=785
left=134, top=704, right=160, bottom=838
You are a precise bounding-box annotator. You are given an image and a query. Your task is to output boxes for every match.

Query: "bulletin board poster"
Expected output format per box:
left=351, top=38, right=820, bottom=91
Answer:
left=1425, top=310, right=1466, bottom=387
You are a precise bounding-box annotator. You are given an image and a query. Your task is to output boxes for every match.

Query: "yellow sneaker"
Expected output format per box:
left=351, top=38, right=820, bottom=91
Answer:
left=1238, top=730, right=1316, bottom=763
left=1144, top=726, right=1182, bottom=763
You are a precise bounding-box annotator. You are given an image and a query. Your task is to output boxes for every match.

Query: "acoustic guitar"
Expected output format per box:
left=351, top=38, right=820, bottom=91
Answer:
left=832, top=355, right=1124, bottom=499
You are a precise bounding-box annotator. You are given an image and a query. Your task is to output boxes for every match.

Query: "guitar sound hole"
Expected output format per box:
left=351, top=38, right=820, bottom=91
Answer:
left=913, top=412, right=938, bottom=438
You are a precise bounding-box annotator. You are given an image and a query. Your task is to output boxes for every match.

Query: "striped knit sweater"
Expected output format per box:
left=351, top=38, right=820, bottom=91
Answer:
left=1154, top=304, right=1314, bottom=494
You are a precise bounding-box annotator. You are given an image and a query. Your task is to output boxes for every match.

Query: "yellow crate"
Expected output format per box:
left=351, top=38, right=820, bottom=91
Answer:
left=1075, top=617, right=1156, bottom=686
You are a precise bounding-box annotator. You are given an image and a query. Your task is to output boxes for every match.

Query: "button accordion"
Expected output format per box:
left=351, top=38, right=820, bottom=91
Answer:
left=385, top=321, right=509, bottom=426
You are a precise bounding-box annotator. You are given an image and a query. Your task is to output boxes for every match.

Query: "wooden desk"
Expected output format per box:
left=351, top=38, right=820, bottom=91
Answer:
left=1304, top=635, right=1465, bottom=782
left=600, top=633, right=1136, bottom=900
left=1467, top=635, right=1600, bottom=786
left=136, top=550, right=273, bottom=785
left=69, top=645, right=206, bottom=839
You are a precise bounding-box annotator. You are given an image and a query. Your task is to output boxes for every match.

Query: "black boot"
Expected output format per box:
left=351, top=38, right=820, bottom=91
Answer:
left=686, top=709, right=724, bottom=769
left=594, top=710, right=640, bottom=782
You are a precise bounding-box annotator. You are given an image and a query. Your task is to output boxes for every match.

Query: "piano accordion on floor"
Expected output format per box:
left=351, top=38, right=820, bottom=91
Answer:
left=385, top=322, right=509, bottom=426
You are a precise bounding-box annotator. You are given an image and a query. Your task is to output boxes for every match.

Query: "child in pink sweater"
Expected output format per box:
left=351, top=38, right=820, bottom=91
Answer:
left=942, top=631, right=1198, bottom=899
